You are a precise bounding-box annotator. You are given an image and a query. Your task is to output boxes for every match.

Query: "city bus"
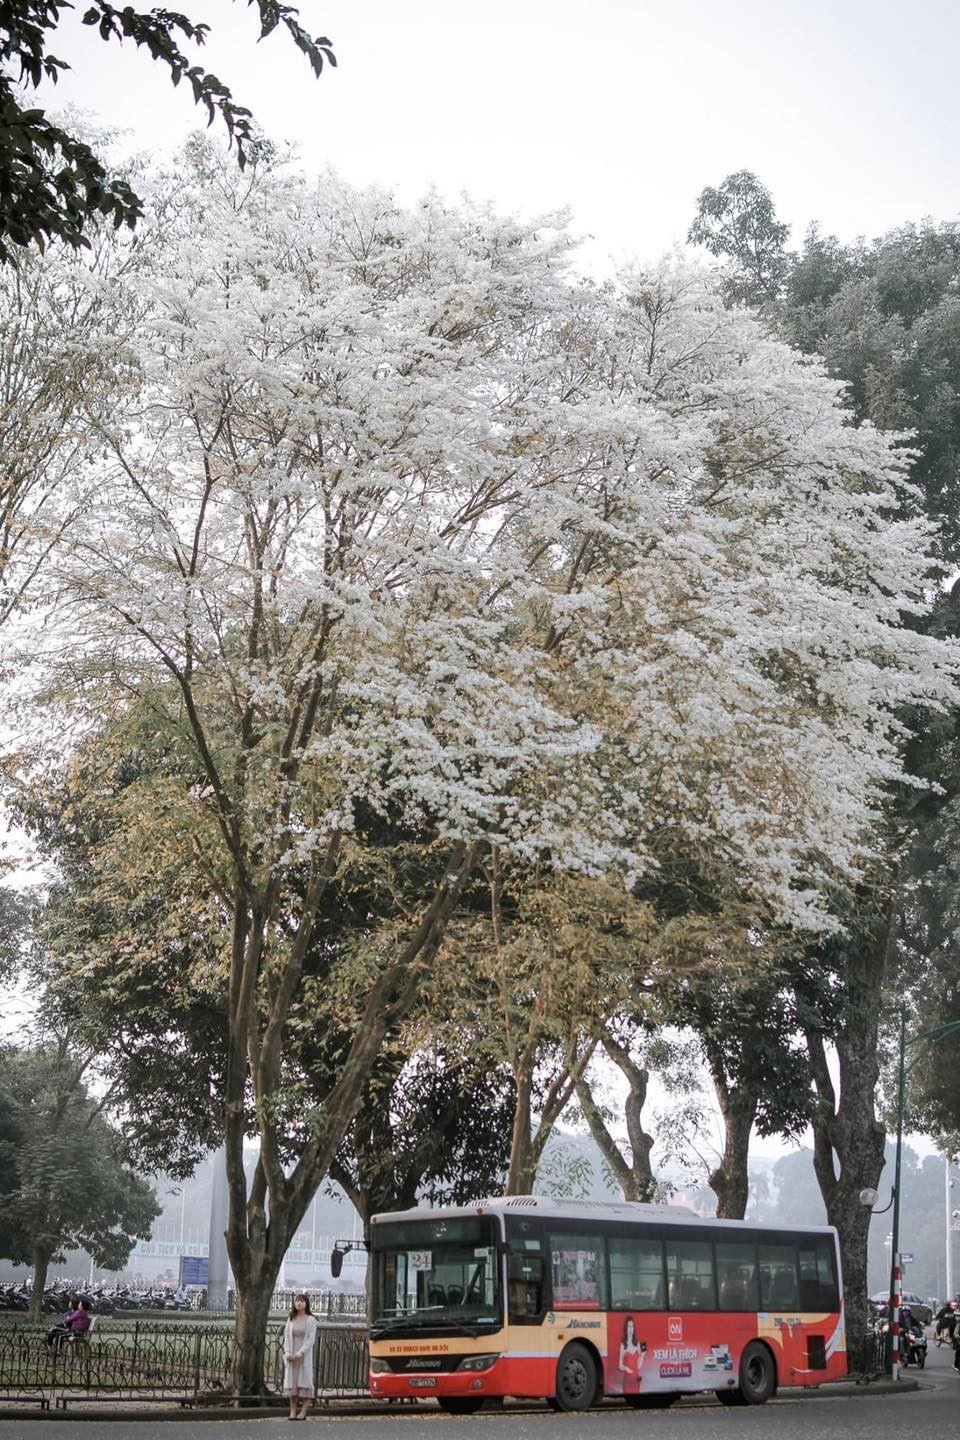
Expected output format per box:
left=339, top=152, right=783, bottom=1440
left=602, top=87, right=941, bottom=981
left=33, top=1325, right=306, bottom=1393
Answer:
left=366, top=1195, right=845, bottom=1413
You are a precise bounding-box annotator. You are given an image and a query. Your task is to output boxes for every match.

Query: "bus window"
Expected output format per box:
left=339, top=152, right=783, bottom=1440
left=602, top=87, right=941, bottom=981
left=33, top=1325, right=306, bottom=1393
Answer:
left=548, top=1232, right=608, bottom=1310
left=379, top=1252, right=408, bottom=1315
left=759, top=1244, right=799, bottom=1310
left=507, top=1253, right=544, bottom=1322
left=608, top=1238, right=665, bottom=1310
left=798, top=1244, right=838, bottom=1310
left=715, top=1242, right=759, bottom=1311
left=665, top=1240, right=716, bottom=1310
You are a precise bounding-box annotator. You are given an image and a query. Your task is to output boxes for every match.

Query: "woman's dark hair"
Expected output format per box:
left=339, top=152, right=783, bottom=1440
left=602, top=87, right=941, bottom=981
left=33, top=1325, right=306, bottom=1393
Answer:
left=78, top=1298, right=91, bottom=1310
left=288, top=1293, right=312, bottom=1319
left=621, top=1314, right=636, bottom=1346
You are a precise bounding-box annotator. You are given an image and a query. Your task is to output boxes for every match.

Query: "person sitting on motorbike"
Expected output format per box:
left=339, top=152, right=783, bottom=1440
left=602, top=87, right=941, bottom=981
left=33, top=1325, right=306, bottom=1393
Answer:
left=898, top=1303, right=924, bottom=1361
left=935, top=1300, right=956, bottom=1341
left=45, top=1297, right=92, bottom=1350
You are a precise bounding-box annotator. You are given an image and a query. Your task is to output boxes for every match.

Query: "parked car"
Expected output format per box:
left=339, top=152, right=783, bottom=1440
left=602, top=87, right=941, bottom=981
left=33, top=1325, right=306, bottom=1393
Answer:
left=868, top=1290, right=933, bottom=1325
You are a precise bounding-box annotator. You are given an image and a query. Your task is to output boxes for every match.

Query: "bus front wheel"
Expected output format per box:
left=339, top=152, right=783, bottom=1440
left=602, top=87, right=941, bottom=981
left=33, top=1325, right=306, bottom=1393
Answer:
left=719, top=1342, right=777, bottom=1406
left=552, top=1342, right=599, bottom=1411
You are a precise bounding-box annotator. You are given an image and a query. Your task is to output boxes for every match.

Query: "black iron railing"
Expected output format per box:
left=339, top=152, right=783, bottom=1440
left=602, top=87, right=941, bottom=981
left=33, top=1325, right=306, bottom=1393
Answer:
left=856, top=1325, right=891, bottom=1377
left=269, top=1291, right=366, bottom=1320
left=0, top=1290, right=367, bottom=1321
left=0, top=1318, right=369, bottom=1408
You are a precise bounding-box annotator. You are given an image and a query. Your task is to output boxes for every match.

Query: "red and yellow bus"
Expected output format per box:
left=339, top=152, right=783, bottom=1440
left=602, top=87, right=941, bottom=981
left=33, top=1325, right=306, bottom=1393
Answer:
left=367, top=1195, right=845, bottom=1413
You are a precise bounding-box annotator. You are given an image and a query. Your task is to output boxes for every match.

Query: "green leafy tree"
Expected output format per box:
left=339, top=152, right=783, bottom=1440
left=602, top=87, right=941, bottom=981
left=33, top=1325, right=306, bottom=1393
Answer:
left=906, top=952, right=960, bottom=1145
left=686, top=173, right=960, bottom=1352
left=787, top=223, right=960, bottom=563
left=329, top=1045, right=515, bottom=1229
left=0, top=1043, right=159, bottom=1318
left=690, top=175, right=960, bottom=564
left=0, top=1063, right=21, bottom=1259
left=0, top=886, right=32, bottom=983
left=669, top=960, right=815, bottom=1220
left=891, top=584, right=960, bottom=1145
left=602, top=844, right=821, bottom=1220
left=687, top=170, right=790, bottom=306
left=0, top=1, right=335, bottom=259
left=449, top=857, right=657, bottom=1196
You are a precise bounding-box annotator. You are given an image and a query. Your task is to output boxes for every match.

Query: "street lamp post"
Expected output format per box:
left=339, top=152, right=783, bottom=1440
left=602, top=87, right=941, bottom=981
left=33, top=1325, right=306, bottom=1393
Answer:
left=883, top=1008, right=960, bottom=1378
left=885, top=1008, right=906, bottom=1378
left=946, top=1155, right=954, bottom=1304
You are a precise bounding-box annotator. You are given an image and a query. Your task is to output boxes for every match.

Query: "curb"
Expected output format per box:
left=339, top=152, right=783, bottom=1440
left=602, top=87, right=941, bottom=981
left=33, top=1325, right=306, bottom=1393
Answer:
left=0, top=1403, right=416, bottom=1424
left=0, top=1381, right=924, bottom=1421
left=769, top=1378, right=921, bottom=1401
left=0, top=1408, right=395, bottom=1424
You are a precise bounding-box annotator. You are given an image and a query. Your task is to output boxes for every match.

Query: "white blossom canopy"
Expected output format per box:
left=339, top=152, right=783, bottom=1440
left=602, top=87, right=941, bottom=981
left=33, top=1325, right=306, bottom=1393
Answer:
left=6, top=151, right=958, bottom=932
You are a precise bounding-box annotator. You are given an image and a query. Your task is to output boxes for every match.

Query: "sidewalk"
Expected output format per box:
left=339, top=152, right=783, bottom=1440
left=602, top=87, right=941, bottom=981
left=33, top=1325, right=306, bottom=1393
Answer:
left=0, top=1377, right=924, bottom=1422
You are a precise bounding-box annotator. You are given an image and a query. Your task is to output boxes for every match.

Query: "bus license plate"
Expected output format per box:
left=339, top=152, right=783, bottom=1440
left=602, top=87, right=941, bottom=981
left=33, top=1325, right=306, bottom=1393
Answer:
left=409, top=1378, right=437, bottom=1388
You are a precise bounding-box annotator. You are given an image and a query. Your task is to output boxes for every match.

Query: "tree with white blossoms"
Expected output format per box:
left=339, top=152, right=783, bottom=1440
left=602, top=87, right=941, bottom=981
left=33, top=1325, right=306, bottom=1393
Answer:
left=4, top=140, right=958, bottom=1389
left=0, top=199, right=137, bottom=622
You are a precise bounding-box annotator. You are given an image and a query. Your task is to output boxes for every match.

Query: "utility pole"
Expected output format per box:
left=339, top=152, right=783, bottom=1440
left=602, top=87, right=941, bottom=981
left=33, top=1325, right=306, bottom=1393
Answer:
left=948, top=1153, right=956, bottom=1301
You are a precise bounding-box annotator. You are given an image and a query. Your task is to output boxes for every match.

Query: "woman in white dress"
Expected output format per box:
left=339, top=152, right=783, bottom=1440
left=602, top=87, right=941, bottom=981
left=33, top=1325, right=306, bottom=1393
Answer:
left=283, top=1294, right=318, bottom=1420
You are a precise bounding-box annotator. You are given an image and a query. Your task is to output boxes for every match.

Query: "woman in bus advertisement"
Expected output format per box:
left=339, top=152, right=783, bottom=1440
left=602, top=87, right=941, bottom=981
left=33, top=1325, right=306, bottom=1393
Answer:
left=616, top=1315, right=645, bottom=1393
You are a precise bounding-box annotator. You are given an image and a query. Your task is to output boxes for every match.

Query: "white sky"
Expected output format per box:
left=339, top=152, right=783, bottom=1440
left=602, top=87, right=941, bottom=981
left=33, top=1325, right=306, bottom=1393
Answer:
left=35, top=0, right=960, bottom=274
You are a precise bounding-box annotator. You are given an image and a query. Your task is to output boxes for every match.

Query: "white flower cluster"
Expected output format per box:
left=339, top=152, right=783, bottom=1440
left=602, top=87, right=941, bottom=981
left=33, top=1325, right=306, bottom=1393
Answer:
left=6, top=152, right=957, bottom=933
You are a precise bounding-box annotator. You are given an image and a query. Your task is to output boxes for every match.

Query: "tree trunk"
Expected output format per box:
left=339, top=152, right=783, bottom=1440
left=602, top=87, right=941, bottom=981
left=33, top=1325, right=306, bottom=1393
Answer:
left=231, top=1265, right=281, bottom=1399
left=224, top=857, right=481, bottom=1392
left=575, top=1036, right=657, bottom=1202
left=28, top=1247, right=52, bottom=1321
left=808, top=1021, right=886, bottom=1373
left=223, top=1134, right=297, bottom=1398
left=708, top=1091, right=757, bottom=1219
left=621, top=1071, right=656, bottom=1202
left=504, top=1035, right=590, bottom=1194
left=505, top=1062, right=537, bottom=1193
left=805, top=887, right=891, bottom=1374
left=819, top=1167, right=875, bottom=1372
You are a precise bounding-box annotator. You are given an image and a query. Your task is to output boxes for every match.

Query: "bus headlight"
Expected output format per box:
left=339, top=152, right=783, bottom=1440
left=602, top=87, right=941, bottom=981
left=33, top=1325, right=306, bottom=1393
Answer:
left=455, top=1354, right=498, bottom=1372
left=369, top=1358, right=391, bottom=1374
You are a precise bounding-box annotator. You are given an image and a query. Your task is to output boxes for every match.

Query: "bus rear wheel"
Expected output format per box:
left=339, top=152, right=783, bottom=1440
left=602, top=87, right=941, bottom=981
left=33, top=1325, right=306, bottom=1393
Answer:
left=552, top=1342, right=599, bottom=1411
left=720, top=1342, right=777, bottom=1406
left=438, top=1397, right=484, bottom=1414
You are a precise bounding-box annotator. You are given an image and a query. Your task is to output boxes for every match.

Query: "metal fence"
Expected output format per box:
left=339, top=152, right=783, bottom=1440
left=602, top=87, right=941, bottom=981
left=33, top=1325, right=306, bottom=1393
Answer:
left=0, top=1318, right=369, bottom=1409
left=0, top=1291, right=367, bottom=1322
left=271, top=1291, right=366, bottom=1320
left=855, top=1326, right=891, bottom=1376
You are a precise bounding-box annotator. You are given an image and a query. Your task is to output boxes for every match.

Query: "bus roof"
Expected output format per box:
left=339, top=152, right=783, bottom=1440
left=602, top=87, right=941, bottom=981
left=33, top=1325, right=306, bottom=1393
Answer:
left=369, top=1194, right=837, bottom=1236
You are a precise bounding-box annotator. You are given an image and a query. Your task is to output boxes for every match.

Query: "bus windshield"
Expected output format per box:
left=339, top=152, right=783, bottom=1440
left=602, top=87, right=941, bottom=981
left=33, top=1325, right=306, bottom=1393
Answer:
left=370, top=1215, right=502, bottom=1336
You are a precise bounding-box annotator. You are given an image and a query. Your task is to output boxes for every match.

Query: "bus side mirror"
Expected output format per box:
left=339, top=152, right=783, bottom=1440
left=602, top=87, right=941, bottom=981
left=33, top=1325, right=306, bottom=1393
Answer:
left=331, top=1249, right=344, bottom=1279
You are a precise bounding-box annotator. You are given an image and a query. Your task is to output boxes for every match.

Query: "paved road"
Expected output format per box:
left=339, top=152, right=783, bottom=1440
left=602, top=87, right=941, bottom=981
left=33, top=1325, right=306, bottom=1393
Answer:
left=1, top=1338, right=956, bottom=1439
